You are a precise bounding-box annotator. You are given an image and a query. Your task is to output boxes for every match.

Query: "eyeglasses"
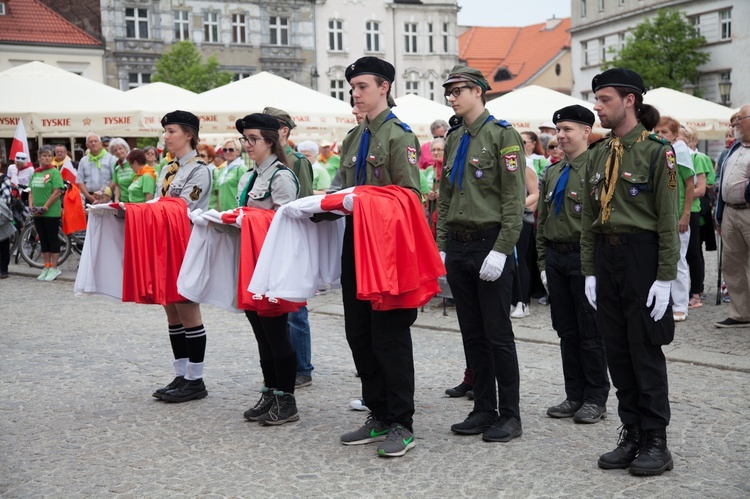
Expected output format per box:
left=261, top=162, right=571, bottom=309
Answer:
left=223, top=148, right=236, bottom=153
left=548, top=144, right=560, bottom=149
left=444, top=85, right=472, bottom=100
left=239, top=136, right=260, bottom=146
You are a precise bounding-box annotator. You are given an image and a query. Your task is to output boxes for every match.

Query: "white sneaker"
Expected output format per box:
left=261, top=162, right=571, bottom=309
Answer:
left=511, top=303, right=530, bottom=318
left=37, top=267, right=50, bottom=280
left=44, top=268, right=62, bottom=281
left=349, top=398, right=368, bottom=411
left=673, top=312, right=687, bottom=322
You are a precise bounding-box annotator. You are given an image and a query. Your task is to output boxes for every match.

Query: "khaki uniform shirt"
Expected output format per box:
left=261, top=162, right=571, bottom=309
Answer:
left=239, top=154, right=299, bottom=211
left=155, top=150, right=212, bottom=212
left=284, top=144, right=314, bottom=198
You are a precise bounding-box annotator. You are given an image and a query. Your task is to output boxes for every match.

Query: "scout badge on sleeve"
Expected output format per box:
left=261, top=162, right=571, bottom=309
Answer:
left=667, top=170, right=677, bottom=191
left=406, top=146, right=417, bottom=165
left=190, top=185, right=203, bottom=201
left=505, top=153, right=518, bottom=172
left=665, top=150, right=676, bottom=170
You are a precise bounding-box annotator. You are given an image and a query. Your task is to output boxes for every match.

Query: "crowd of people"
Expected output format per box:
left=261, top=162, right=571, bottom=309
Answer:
left=2, top=55, right=749, bottom=474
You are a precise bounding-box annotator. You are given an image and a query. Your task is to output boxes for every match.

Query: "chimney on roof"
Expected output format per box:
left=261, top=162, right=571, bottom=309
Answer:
left=546, top=15, right=562, bottom=31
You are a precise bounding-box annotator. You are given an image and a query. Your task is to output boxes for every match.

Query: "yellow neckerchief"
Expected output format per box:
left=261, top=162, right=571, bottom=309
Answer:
left=600, top=129, right=649, bottom=223
left=161, top=154, right=198, bottom=196
left=51, top=156, right=71, bottom=168
left=135, top=165, right=157, bottom=181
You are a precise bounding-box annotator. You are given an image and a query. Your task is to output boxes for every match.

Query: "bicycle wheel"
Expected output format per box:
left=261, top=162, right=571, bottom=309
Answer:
left=56, top=229, right=72, bottom=265
left=19, top=224, right=71, bottom=268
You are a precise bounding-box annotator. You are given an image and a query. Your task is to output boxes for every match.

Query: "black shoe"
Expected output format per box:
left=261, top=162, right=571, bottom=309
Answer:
left=295, top=374, right=312, bottom=388
left=573, top=402, right=607, bottom=424
left=0, top=272, right=9, bottom=279
left=244, top=387, right=275, bottom=421
left=598, top=425, right=643, bottom=469
left=629, top=429, right=674, bottom=476
left=445, top=382, right=471, bottom=397
left=152, top=376, right=187, bottom=400
left=160, top=379, right=207, bottom=403
left=258, top=391, right=299, bottom=426
left=715, top=317, right=750, bottom=328
left=450, top=411, right=496, bottom=435
left=466, top=390, right=475, bottom=399
left=546, top=399, right=582, bottom=418
left=482, top=416, right=522, bottom=442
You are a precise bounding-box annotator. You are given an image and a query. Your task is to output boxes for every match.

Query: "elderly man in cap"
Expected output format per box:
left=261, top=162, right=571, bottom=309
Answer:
left=581, top=68, right=679, bottom=476
left=335, top=56, right=421, bottom=458
left=8, top=152, right=34, bottom=188
left=317, top=139, right=340, bottom=180
left=536, top=105, right=609, bottom=425
left=77, top=133, right=117, bottom=205
left=436, top=65, right=526, bottom=443
left=539, top=121, right=557, bottom=136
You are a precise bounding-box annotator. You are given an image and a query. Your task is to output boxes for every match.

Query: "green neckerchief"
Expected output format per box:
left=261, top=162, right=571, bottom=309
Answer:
left=88, top=149, right=107, bottom=170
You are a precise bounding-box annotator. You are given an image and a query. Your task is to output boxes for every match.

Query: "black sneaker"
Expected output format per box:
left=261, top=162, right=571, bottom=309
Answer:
left=573, top=402, right=607, bottom=424
left=377, top=424, right=416, bottom=457
left=546, top=399, right=582, bottom=418
left=244, top=387, right=275, bottom=421
left=341, top=416, right=390, bottom=445
left=715, top=318, right=750, bottom=328
left=257, top=391, right=299, bottom=426
left=295, top=374, right=312, bottom=388
left=152, top=376, right=187, bottom=400
left=482, top=416, right=522, bottom=442
left=466, top=390, right=475, bottom=399
left=445, top=382, right=471, bottom=397
left=450, top=411, right=496, bottom=435
left=160, top=379, right=208, bottom=403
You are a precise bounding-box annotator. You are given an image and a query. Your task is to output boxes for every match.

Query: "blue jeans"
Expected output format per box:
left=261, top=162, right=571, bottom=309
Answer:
left=288, top=307, right=314, bottom=376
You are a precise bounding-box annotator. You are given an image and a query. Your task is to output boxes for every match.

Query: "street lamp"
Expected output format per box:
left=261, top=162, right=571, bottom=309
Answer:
left=682, top=82, right=696, bottom=96
left=718, top=77, right=732, bottom=106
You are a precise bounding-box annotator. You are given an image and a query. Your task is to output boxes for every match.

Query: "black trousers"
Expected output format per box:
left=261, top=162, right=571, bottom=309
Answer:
left=33, top=216, right=60, bottom=253
left=0, top=236, right=9, bottom=273
left=595, top=233, right=673, bottom=430
left=446, top=233, right=520, bottom=420
left=546, top=247, right=609, bottom=405
left=685, top=212, right=704, bottom=295
left=341, top=217, right=417, bottom=429
left=511, top=221, right=533, bottom=304
left=245, top=311, right=296, bottom=394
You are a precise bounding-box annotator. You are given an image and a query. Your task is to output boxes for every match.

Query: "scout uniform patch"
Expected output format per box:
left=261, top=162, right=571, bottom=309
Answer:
left=665, top=150, right=676, bottom=170
left=190, top=185, right=202, bottom=201
left=406, top=146, right=417, bottom=165
left=500, top=145, right=520, bottom=156
left=505, top=154, right=518, bottom=171
left=629, top=185, right=639, bottom=196
left=667, top=170, right=677, bottom=191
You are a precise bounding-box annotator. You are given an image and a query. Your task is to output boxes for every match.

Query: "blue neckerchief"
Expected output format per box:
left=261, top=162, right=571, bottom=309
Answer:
left=355, top=112, right=397, bottom=185
left=551, top=162, right=570, bottom=217
left=450, top=114, right=494, bottom=190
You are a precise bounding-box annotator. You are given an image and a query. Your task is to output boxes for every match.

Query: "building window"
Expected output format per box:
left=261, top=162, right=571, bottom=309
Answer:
left=203, top=12, right=219, bottom=43
left=174, top=11, right=189, bottom=41
left=689, top=15, right=701, bottom=37
left=128, top=72, right=150, bottom=89
left=581, top=90, right=592, bottom=102
left=404, top=22, right=417, bottom=53
left=405, top=80, right=418, bottom=95
left=427, top=23, right=434, bottom=53
left=232, top=14, right=247, bottom=44
left=125, top=8, right=149, bottom=39
left=581, top=0, right=586, bottom=18
left=270, top=16, right=289, bottom=46
left=618, top=32, right=626, bottom=50
left=0, top=3, right=5, bottom=15
left=618, top=0, right=625, bottom=6
left=330, top=79, right=345, bottom=101
left=365, top=21, right=381, bottom=52
left=233, top=72, right=251, bottom=81
left=599, top=37, right=606, bottom=63
left=720, top=9, right=731, bottom=40
left=328, top=19, right=343, bottom=51
left=428, top=81, right=435, bottom=101
left=442, top=22, right=449, bottom=52
left=582, top=41, right=589, bottom=66
left=598, top=0, right=604, bottom=12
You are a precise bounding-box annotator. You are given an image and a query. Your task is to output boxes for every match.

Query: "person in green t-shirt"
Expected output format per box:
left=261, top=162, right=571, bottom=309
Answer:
left=296, top=140, right=331, bottom=194
left=125, top=149, right=157, bottom=203
left=217, top=139, right=248, bottom=211
left=317, top=139, right=340, bottom=180
left=28, top=145, right=65, bottom=281
left=110, top=138, right=135, bottom=203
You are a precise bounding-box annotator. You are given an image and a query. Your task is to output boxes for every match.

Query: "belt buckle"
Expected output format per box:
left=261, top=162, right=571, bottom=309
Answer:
left=461, top=232, right=473, bottom=242
left=609, top=235, right=621, bottom=245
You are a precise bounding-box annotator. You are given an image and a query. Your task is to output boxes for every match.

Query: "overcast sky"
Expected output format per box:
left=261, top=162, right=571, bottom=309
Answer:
left=457, top=0, right=572, bottom=27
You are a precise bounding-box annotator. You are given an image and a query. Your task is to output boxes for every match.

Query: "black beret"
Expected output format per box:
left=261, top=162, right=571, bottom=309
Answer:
left=345, top=57, right=395, bottom=83
left=592, top=68, right=646, bottom=95
left=161, top=110, right=199, bottom=132
left=552, top=105, right=596, bottom=127
left=235, top=113, right=280, bottom=133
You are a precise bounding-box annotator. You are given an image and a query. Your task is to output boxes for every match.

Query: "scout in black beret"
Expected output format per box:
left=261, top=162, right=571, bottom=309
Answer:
left=235, top=113, right=281, bottom=133
left=345, top=56, right=396, bottom=83
left=161, top=110, right=200, bottom=133
left=591, top=68, right=646, bottom=95
left=553, top=105, right=596, bottom=128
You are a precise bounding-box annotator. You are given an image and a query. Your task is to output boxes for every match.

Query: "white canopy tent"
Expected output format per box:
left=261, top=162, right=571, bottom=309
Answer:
left=393, top=94, right=453, bottom=142
left=0, top=61, right=147, bottom=138
left=643, top=87, right=734, bottom=139
left=188, top=72, right=356, bottom=143
left=125, top=82, right=198, bottom=127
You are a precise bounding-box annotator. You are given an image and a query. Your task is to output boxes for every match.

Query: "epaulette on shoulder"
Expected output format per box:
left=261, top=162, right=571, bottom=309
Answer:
left=393, top=119, right=413, bottom=133
left=347, top=126, right=357, bottom=135
left=494, top=119, right=512, bottom=128
left=446, top=124, right=462, bottom=137
left=292, top=150, right=306, bottom=160
left=549, top=159, right=563, bottom=168
left=648, top=133, right=670, bottom=145
left=588, top=137, right=607, bottom=150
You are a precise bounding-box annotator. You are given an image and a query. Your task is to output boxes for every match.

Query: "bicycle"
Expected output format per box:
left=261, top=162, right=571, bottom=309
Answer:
left=17, top=215, right=72, bottom=269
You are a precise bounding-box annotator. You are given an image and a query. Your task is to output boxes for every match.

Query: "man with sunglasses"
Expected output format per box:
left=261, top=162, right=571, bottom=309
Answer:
left=437, top=65, right=526, bottom=443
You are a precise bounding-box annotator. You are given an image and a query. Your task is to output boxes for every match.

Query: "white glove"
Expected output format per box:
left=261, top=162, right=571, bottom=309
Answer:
left=439, top=251, right=446, bottom=265
left=540, top=270, right=548, bottom=294
left=585, top=276, right=597, bottom=310
left=282, top=204, right=306, bottom=219
left=479, top=251, right=506, bottom=281
left=342, top=193, right=357, bottom=212
left=646, top=280, right=671, bottom=322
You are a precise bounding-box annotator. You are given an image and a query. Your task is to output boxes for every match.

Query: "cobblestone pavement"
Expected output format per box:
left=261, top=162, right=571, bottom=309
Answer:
left=1, top=249, right=748, bottom=497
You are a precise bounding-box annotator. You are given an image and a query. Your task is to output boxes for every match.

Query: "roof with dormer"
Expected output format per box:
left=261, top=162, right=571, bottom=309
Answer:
left=0, top=0, right=102, bottom=47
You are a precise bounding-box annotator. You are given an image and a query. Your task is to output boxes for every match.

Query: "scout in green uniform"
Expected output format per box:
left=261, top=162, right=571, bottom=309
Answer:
left=436, top=65, right=526, bottom=443
left=536, top=105, right=609, bottom=424
left=581, top=68, right=679, bottom=476
left=29, top=145, right=64, bottom=281
left=336, top=56, right=420, bottom=458
left=263, top=107, right=314, bottom=199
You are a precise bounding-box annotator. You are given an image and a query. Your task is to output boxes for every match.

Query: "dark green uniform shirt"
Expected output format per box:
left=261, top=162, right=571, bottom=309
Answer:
left=338, top=107, right=421, bottom=193
left=436, top=109, right=526, bottom=255
left=580, top=123, right=680, bottom=281
left=536, top=150, right=589, bottom=272
left=284, top=144, right=313, bottom=198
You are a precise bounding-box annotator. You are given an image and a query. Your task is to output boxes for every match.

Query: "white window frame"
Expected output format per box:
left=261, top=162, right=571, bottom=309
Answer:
left=427, top=23, right=434, bottom=53
left=270, top=16, right=289, bottom=46
left=582, top=40, right=589, bottom=66
left=125, top=7, right=149, bottom=39
left=428, top=81, right=435, bottom=101
left=404, top=22, right=417, bottom=54
left=598, top=0, right=605, bottom=12
left=330, top=79, right=345, bottom=101
left=203, top=11, right=219, bottom=43
left=365, top=21, right=381, bottom=52
left=232, top=14, right=247, bottom=44
left=581, top=0, right=587, bottom=18
left=128, top=72, right=150, bottom=89
left=405, top=79, right=419, bottom=96
left=442, top=22, right=449, bottom=53
left=174, top=11, right=189, bottom=41
left=328, top=19, right=344, bottom=52
left=720, top=9, right=731, bottom=40
left=599, top=37, right=606, bottom=63
left=0, top=3, right=6, bottom=15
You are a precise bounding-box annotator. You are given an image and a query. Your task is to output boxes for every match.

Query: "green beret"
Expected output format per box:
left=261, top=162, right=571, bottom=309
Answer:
left=262, top=106, right=295, bottom=130
left=442, top=65, right=491, bottom=91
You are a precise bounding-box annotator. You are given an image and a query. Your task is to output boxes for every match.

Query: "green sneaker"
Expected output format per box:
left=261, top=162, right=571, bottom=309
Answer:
left=37, top=267, right=50, bottom=280
left=340, top=416, right=390, bottom=445
left=45, top=268, right=62, bottom=281
left=377, top=424, right=415, bottom=457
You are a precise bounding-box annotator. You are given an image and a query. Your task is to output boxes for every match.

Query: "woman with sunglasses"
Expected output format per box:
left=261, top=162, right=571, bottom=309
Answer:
left=216, top=139, right=247, bottom=211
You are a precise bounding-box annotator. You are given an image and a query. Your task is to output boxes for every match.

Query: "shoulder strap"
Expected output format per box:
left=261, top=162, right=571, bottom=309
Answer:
left=269, top=164, right=300, bottom=199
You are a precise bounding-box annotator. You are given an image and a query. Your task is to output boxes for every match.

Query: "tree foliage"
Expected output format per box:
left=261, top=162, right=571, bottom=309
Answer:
left=152, top=40, right=233, bottom=93
left=603, top=9, right=710, bottom=92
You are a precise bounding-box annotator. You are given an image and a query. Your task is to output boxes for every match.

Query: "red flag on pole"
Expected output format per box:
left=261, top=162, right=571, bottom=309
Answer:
left=8, top=118, right=30, bottom=162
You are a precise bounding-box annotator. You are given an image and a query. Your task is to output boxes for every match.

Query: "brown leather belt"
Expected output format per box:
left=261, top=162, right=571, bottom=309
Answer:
left=726, top=202, right=749, bottom=210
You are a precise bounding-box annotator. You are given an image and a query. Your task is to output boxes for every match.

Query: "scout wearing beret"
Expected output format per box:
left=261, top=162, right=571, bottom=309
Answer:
left=535, top=105, right=610, bottom=426
left=581, top=68, right=679, bottom=476
left=153, top=110, right=213, bottom=404
left=337, top=56, right=421, bottom=458
left=436, top=65, right=526, bottom=443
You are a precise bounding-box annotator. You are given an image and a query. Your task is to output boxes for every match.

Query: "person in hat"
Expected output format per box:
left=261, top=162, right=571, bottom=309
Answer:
left=318, top=138, right=340, bottom=180
left=436, top=65, right=526, bottom=443
left=539, top=121, right=557, bottom=136
left=536, top=105, right=610, bottom=425
left=8, top=151, right=35, bottom=188
left=263, top=107, right=313, bottom=199
left=152, top=110, right=213, bottom=404
left=235, top=112, right=301, bottom=425
left=335, top=56, right=421, bottom=458
left=581, top=68, right=679, bottom=475
left=77, top=133, right=117, bottom=205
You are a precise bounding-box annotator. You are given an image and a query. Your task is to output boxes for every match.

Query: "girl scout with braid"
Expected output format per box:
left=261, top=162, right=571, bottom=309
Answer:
left=152, top=110, right=213, bottom=403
